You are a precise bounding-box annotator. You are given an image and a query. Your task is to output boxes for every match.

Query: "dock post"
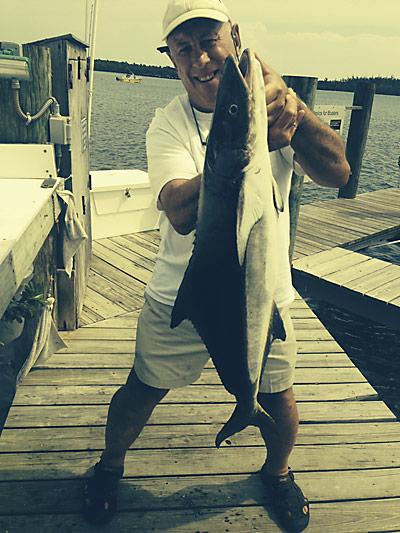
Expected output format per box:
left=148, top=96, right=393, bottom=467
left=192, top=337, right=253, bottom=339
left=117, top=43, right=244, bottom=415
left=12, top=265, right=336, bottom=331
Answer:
left=283, top=75, right=318, bottom=261
left=30, top=35, right=92, bottom=330
left=0, top=45, right=51, bottom=143
left=338, top=82, right=375, bottom=199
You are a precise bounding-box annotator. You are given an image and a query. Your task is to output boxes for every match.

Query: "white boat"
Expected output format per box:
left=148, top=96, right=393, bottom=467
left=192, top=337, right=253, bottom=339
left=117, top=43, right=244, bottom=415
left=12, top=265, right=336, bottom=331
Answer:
left=115, top=73, right=141, bottom=83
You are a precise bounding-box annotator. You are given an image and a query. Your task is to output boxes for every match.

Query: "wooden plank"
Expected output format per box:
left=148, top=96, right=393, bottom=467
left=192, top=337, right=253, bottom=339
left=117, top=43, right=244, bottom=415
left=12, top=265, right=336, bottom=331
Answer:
left=306, top=197, right=395, bottom=221
left=296, top=219, right=357, bottom=245
left=33, top=351, right=354, bottom=369
left=21, top=366, right=365, bottom=386
left=60, top=326, right=137, bottom=340
left=109, top=234, right=158, bottom=262
left=78, top=304, right=103, bottom=326
left=1, top=499, right=400, bottom=532
left=97, top=237, right=156, bottom=272
left=80, top=286, right=127, bottom=320
left=1, top=469, right=400, bottom=517
left=13, top=382, right=376, bottom=406
left=303, top=251, right=370, bottom=278
left=92, top=241, right=152, bottom=283
left=2, top=421, right=399, bottom=453
left=294, top=248, right=370, bottom=277
left=54, top=338, right=345, bottom=354
left=123, top=233, right=159, bottom=251
left=1, top=498, right=400, bottom=533
left=5, top=401, right=395, bottom=428
left=346, top=264, right=400, bottom=294
left=303, top=203, right=392, bottom=232
left=390, top=294, right=400, bottom=306
left=294, top=247, right=353, bottom=271
left=293, top=270, right=400, bottom=331
left=79, top=310, right=141, bottom=328
left=299, top=211, right=366, bottom=239
left=0, top=182, right=61, bottom=318
left=366, top=276, right=400, bottom=301
left=90, top=253, right=146, bottom=299
left=325, top=257, right=392, bottom=286
left=1, top=442, right=400, bottom=481
left=86, top=270, right=144, bottom=312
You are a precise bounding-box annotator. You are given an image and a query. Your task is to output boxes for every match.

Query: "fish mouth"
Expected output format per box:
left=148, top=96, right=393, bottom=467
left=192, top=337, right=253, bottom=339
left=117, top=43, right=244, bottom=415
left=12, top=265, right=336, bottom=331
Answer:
left=238, top=49, right=250, bottom=79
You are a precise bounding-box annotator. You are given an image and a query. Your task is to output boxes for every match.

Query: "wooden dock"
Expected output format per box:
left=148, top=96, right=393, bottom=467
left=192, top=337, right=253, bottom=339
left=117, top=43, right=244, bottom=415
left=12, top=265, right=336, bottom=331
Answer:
left=293, top=187, right=400, bottom=260
left=292, top=187, right=400, bottom=329
left=1, top=187, right=400, bottom=531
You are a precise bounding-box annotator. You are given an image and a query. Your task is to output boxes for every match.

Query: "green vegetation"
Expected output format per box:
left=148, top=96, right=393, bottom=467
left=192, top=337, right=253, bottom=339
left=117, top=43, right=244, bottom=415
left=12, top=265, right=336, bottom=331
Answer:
left=318, top=76, right=400, bottom=96
left=94, top=59, right=400, bottom=95
left=2, top=282, right=47, bottom=324
left=94, top=59, right=178, bottom=79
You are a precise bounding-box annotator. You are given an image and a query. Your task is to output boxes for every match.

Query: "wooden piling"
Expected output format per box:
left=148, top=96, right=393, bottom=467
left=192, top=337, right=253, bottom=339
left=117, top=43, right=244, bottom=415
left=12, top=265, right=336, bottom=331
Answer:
left=283, top=75, right=318, bottom=261
left=338, top=82, right=375, bottom=199
left=30, top=34, right=92, bottom=330
left=0, top=45, right=51, bottom=143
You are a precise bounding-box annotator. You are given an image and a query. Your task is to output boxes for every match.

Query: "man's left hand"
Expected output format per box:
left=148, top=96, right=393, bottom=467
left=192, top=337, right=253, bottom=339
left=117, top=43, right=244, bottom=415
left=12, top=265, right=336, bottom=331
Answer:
left=256, top=55, right=305, bottom=151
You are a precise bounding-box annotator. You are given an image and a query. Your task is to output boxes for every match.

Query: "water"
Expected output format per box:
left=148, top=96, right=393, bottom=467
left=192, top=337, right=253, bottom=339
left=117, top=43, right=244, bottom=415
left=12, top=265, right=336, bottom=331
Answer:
left=90, top=72, right=400, bottom=419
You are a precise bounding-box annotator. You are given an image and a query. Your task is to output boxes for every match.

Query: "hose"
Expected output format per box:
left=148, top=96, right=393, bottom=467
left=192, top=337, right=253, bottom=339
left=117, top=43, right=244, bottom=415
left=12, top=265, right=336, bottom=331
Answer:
left=11, top=79, right=58, bottom=125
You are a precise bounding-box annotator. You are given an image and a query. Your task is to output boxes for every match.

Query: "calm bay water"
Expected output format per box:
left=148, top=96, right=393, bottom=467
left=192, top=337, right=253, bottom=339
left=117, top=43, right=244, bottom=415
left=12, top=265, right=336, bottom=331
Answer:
left=90, top=72, right=400, bottom=418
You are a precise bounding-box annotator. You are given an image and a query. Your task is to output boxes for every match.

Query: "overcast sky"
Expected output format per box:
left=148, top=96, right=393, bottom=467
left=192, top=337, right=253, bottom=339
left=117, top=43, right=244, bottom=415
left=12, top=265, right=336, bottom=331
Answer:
left=2, top=1, right=400, bottom=79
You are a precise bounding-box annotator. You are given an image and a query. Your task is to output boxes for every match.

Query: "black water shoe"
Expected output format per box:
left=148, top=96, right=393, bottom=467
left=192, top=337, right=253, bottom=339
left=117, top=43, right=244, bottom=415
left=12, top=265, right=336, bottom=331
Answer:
left=82, top=461, right=124, bottom=525
left=260, top=466, right=310, bottom=532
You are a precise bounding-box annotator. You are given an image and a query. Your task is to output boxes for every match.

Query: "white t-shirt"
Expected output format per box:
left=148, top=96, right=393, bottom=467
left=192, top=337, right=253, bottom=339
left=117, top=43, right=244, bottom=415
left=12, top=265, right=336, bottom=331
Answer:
left=145, top=93, right=300, bottom=309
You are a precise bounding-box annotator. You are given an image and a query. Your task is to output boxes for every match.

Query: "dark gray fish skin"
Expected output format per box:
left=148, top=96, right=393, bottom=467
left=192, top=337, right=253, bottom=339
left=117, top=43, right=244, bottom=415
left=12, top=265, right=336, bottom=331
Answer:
left=171, top=49, right=285, bottom=448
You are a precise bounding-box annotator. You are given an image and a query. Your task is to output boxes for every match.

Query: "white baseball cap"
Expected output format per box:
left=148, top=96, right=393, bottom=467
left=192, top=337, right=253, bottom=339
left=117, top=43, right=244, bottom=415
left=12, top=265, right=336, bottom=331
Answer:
left=162, top=0, right=230, bottom=41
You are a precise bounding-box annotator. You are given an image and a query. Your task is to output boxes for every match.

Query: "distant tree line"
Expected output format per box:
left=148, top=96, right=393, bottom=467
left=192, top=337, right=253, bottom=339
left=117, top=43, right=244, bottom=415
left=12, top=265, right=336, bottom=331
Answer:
left=318, top=76, right=400, bottom=96
left=94, top=59, right=400, bottom=95
left=94, top=59, right=178, bottom=79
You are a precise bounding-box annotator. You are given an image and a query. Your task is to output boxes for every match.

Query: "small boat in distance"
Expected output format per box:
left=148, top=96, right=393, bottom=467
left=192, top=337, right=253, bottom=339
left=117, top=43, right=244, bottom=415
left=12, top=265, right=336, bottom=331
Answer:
left=115, top=73, right=141, bottom=83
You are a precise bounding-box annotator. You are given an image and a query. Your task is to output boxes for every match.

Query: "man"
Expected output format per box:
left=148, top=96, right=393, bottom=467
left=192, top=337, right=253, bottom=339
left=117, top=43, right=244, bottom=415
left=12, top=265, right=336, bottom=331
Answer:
left=83, top=1, right=350, bottom=531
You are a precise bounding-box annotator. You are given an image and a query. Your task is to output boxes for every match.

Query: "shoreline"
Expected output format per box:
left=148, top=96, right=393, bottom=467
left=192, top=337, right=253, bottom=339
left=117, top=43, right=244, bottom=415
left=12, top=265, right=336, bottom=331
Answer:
left=94, top=60, right=400, bottom=96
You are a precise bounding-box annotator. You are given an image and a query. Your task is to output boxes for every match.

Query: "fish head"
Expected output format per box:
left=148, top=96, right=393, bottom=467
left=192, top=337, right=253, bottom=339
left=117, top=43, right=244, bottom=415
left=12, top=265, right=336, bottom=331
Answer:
left=204, top=53, right=251, bottom=185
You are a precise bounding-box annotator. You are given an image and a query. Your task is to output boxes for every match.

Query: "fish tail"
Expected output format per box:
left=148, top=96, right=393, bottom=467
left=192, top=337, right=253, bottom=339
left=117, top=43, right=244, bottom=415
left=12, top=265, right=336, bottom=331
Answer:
left=215, top=403, right=277, bottom=448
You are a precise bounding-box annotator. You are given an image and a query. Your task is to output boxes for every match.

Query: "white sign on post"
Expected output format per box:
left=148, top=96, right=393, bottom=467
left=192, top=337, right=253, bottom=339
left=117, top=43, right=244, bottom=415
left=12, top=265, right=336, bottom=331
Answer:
left=314, top=105, right=346, bottom=136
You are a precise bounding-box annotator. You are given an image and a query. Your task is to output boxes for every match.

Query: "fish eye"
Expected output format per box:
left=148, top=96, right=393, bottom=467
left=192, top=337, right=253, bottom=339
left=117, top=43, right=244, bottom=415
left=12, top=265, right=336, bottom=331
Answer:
left=229, top=104, right=239, bottom=116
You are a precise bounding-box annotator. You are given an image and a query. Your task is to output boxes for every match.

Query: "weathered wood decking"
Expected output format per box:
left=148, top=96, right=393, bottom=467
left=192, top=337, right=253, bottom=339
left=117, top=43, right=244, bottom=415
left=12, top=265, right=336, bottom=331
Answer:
left=294, top=187, right=400, bottom=260
left=292, top=187, right=400, bottom=329
left=293, top=246, right=400, bottom=329
left=1, top=189, right=400, bottom=531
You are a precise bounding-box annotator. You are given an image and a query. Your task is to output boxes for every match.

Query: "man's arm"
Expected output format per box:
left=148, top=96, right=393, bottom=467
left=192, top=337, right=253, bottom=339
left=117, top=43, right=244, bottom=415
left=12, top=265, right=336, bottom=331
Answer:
left=159, top=174, right=201, bottom=235
left=258, top=58, right=350, bottom=187
left=291, top=100, right=351, bottom=187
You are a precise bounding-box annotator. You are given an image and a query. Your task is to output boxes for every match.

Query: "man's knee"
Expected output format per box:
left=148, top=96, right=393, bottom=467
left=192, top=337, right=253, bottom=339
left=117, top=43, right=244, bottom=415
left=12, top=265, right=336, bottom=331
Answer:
left=124, top=369, right=169, bottom=406
left=258, top=387, right=296, bottom=411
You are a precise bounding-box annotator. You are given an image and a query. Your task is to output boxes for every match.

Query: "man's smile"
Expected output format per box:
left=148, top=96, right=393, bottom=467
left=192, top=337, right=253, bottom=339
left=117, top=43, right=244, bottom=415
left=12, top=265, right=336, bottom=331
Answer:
left=194, top=70, right=219, bottom=83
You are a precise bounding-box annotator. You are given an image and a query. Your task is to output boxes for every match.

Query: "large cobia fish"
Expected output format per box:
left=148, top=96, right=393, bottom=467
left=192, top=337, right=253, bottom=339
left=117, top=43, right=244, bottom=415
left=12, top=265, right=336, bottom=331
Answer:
left=171, top=49, right=286, bottom=447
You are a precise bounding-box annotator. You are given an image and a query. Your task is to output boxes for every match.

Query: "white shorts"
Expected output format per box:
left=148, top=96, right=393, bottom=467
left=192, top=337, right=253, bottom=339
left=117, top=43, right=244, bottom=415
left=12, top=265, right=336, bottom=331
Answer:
left=133, top=293, right=297, bottom=393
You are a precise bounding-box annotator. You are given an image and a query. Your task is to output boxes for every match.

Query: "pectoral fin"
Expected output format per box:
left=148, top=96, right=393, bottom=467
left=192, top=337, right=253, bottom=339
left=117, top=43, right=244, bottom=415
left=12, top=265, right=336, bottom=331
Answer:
left=272, top=176, right=284, bottom=213
left=170, top=263, right=196, bottom=328
left=271, top=303, right=286, bottom=341
left=236, top=183, right=264, bottom=266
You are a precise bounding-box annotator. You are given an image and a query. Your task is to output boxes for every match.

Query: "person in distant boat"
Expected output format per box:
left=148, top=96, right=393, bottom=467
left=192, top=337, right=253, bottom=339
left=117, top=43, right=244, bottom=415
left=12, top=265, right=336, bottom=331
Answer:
left=83, top=0, right=350, bottom=530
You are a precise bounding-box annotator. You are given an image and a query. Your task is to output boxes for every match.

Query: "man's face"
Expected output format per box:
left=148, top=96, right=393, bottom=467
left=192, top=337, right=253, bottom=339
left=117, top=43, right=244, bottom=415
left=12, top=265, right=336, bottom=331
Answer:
left=167, top=19, right=240, bottom=112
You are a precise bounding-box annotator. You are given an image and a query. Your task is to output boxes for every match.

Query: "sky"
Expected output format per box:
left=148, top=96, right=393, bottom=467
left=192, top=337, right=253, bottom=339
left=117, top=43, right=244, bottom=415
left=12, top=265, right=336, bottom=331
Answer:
left=1, top=1, right=400, bottom=79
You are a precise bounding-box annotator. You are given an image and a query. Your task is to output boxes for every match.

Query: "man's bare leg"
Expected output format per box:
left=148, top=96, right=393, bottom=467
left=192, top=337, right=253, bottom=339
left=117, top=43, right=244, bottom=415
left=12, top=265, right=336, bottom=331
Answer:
left=258, top=386, right=299, bottom=475
left=83, top=370, right=168, bottom=524
left=257, top=387, right=310, bottom=532
left=101, top=370, right=169, bottom=469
